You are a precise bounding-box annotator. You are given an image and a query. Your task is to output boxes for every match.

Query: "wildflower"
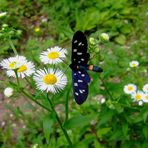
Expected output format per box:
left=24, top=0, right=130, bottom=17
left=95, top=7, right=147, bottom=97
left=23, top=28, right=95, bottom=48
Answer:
left=33, top=68, right=67, bottom=93
left=100, top=33, right=109, bottom=42
left=89, top=37, right=96, bottom=45
left=4, top=87, right=14, bottom=97
left=40, top=46, right=67, bottom=64
left=0, top=55, right=27, bottom=70
left=0, top=12, right=7, bottom=18
left=129, top=61, right=139, bottom=68
left=123, top=84, right=137, bottom=94
left=142, top=93, right=148, bottom=103
left=143, top=84, right=148, bottom=93
left=7, top=61, right=35, bottom=78
left=132, top=91, right=144, bottom=102
left=34, top=27, right=41, bottom=32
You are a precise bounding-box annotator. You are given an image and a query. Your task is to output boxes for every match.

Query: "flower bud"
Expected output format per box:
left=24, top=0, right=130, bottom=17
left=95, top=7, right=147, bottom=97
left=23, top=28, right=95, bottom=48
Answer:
left=0, top=12, right=7, bottom=18
left=89, top=37, right=96, bottom=45
left=4, top=87, right=14, bottom=97
left=100, top=33, right=109, bottom=42
left=95, top=47, right=100, bottom=52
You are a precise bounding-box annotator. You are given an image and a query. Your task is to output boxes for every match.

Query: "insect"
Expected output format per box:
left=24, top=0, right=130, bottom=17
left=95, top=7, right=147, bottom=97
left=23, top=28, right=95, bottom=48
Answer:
left=69, top=31, right=103, bottom=105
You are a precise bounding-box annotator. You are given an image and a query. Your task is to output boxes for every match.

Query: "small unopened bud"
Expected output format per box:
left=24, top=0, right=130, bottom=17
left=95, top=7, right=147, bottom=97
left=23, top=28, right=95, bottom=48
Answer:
left=0, top=12, right=7, bottom=18
left=95, top=47, right=100, bottom=52
left=4, top=87, right=14, bottom=97
left=100, top=33, right=109, bottom=42
left=138, top=101, right=143, bottom=106
left=2, top=24, right=8, bottom=28
left=89, top=37, right=96, bottom=45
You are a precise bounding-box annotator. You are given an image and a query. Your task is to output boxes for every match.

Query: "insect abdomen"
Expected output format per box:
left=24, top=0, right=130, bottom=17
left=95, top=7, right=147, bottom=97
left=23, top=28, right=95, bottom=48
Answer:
left=79, top=65, right=103, bottom=72
left=88, top=65, right=103, bottom=72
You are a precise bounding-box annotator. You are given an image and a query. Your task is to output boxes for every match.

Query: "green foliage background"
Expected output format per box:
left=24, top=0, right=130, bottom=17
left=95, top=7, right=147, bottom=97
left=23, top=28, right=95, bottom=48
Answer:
left=0, top=0, right=148, bottom=147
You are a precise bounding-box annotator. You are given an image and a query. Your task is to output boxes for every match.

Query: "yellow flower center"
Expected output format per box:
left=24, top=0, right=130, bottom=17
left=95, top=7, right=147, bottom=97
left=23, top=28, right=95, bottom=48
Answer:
left=9, top=61, right=16, bottom=69
left=128, top=86, right=133, bottom=91
left=43, top=74, right=57, bottom=85
left=145, top=95, right=148, bottom=100
left=17, top=65, right=27, bottom=73
left=131, top=63, right=137, bottom=67
left=48, top=52, right=59, bottom=59
left=135, top=94, right=142, bottom=100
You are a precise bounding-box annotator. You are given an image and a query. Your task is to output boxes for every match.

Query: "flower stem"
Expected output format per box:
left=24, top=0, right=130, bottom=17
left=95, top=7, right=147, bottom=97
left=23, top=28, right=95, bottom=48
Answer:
left=65, top=87, right=71, bottom=122
left=46, top=94, right=73, bottom=147
left=21, top=90, right=51, bottom=112
left=8, top=39, right=18, bottom=55
left=99, top=76, right=114, bottom=100
left=15, top=70, right=20, bottom=88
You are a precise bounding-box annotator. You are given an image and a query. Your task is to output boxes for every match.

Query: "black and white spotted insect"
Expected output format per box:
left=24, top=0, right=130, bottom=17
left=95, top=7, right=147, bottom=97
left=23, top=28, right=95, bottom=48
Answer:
left=69, top=31, right=103, bottom=105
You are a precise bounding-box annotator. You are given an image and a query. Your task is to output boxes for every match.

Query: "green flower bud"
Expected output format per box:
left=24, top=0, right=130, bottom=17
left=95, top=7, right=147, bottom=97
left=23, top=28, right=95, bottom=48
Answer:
left=16, top=30, right=22, bottom=36
left=100, top=33, right=109, bottom=42
left=89, top=37, right=96, bottom=45
left=95, top=47, right=100, bottom=52
left=2, top=24, right=8, bottom=28
left=0, top=12, right=7, bottom=18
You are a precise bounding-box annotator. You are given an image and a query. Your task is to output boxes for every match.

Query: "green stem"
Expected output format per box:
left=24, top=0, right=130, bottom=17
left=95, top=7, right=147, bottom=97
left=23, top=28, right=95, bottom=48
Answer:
left=99, top=76, right=114, bottom=100
left=46, top=94, right=73, bottom=147
left=15, top=70, right=20, bottom=88
left=22, top=90, right=51, bottom=112
left=8, top=39, right=18, bottom=55
left=65, top=87, right=71, bottom=123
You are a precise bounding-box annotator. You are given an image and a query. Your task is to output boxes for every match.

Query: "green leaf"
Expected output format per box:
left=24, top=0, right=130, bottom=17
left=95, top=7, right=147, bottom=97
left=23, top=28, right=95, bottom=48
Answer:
left=43, top=114, right=54, bottom=144
left=114, top=34, right=126, bottom=45
left=97, top=127, right=111, bottom=138
left=63, top=114, right=97, bottom=129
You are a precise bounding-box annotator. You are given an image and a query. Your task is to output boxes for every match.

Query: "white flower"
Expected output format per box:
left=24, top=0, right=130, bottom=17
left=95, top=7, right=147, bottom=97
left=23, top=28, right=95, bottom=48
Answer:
left=123, top=84, right=137, bottom=94
left=143, top=84, right=148, bottom=93
left=142, top=93, right=148, bottom=103
left=0, top=55, right=27, bottom=70
left=33, top=68, right=67, bottom=93
left=4, top=87, right=14, bottom=97
left=129, top=61, right=139, bottom=68
left=100, top=33, right=109, bottom=41
left=6, top=61, right=35, bottom=78
left=40, top=46, right=67, bottom=64
left=132, top=91, right=144, bottom=102
left=0, top=12, right=7, bottom=18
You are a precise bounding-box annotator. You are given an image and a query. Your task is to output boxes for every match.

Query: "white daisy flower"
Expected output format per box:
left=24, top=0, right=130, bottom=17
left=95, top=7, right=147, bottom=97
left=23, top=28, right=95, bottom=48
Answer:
left=40, top=46, right=67, bottom=64
left=0, top=55, right=27, bottom=70
left=129, top=60, right=139, bottom=68
left=6, top=61, right=35, bottom=78
left=33, top=68, right=67, bottom=93
left=4, top=87, right=14, bottom=97
left=142, top=93, right=148, bottom=103
left=143, top=84, right=148, bottom=93
left=132, top=91, right=144, bottom=102
left=123, top=84, right=137, bottom=94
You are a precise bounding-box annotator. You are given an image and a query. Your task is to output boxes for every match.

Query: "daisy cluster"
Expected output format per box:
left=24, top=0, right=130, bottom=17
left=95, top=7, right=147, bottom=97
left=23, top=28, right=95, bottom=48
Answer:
left=1, top=46, right=68, bottom=94
left=124, top=84, right=148, bottom=105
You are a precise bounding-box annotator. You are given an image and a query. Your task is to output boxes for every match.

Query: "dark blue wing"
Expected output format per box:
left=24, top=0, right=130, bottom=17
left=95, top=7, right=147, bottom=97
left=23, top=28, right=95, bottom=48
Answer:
left=72, top=69, right=90, bottom=105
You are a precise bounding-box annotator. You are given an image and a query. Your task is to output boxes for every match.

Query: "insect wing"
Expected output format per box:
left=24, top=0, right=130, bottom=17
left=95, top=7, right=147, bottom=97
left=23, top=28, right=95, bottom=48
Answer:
left=72, top=31, right=90, bottom=65
left=72, top=69, right=90, bottom=104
